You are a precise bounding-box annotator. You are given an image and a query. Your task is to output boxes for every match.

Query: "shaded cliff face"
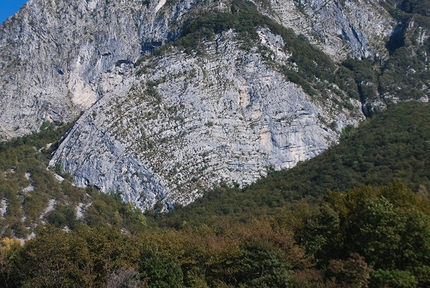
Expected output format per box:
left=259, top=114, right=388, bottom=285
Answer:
left=271, top=0, right=395, bottom=61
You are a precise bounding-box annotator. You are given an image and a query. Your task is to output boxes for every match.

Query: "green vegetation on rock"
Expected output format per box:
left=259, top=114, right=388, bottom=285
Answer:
left=0, top=123, right=146, bottom=239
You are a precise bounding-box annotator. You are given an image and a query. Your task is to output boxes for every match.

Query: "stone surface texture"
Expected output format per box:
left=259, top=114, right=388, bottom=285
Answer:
left=0, top=0, right=195, bottom=140
left=270, top=0, right=395, bottom=61
left=50, top=29, right=363, bottom=210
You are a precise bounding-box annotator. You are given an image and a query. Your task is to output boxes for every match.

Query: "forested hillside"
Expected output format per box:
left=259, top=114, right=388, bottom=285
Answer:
left=0, top=103, right=429, bottom=287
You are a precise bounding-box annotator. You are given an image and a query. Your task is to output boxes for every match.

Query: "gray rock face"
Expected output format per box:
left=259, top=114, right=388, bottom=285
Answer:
left=50, top=29, right=364, bottom=210
left=0, top=0, right=393, bottom=140
left=0, top=0, right=193, bottom=140
left=271, top=0, right=395, bottom=61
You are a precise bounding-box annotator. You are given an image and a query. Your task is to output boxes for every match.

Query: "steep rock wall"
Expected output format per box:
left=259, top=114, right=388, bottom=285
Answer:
left=0, top=0, right=395, bottom=141
left=50, top=30, right=364, bottom=210
left=0, top=0, right=193, bottom=140
left=270, top=0, right=395, bottom=61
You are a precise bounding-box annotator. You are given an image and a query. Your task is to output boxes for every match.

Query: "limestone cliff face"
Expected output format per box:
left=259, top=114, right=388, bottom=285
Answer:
left=1, top=0, right=401, bottom=210
left=50, top=29, right=364, bottom=210
left=271, top=0, right=395, bottom=61
left=0, top=0, right=193, bottom=140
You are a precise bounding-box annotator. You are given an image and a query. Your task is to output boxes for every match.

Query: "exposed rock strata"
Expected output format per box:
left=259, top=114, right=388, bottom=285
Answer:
left=0, top=0, right=193, bottom=140
left=50, top=30, right=364, bottom=210
left=0, top=0, right=393, bottom=140
left=270, top=0, right=395, bottom=61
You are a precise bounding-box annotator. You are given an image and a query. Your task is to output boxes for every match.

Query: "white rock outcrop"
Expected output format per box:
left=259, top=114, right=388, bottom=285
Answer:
left=50, top=30, right=364, bottom=210
left=0, top=0, right=194, bottom=140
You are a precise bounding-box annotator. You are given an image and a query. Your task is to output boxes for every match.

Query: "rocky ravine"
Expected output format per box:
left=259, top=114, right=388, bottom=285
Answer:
left=0, top=0, right=399, bottom=210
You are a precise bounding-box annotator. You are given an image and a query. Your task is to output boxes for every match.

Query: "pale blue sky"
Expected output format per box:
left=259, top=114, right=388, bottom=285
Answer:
left=0, top=0, right=28, bottom=24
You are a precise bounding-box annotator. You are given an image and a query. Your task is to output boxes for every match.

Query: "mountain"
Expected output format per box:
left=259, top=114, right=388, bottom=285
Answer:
left=0, top=98, right=429, bottom=287
left=152, top=101, right=430, bottom=227
left=1, top=0, right=429, bottom=210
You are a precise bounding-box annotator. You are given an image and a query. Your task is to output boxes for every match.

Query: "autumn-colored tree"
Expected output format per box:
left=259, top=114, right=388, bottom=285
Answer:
left=306, top=182, right=430, bottom=287
left=0, top=237, right=22, bottom=288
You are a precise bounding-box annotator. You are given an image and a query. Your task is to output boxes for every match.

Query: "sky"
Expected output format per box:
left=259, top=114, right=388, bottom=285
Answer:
left=0, top=0, right=28, bottom=24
